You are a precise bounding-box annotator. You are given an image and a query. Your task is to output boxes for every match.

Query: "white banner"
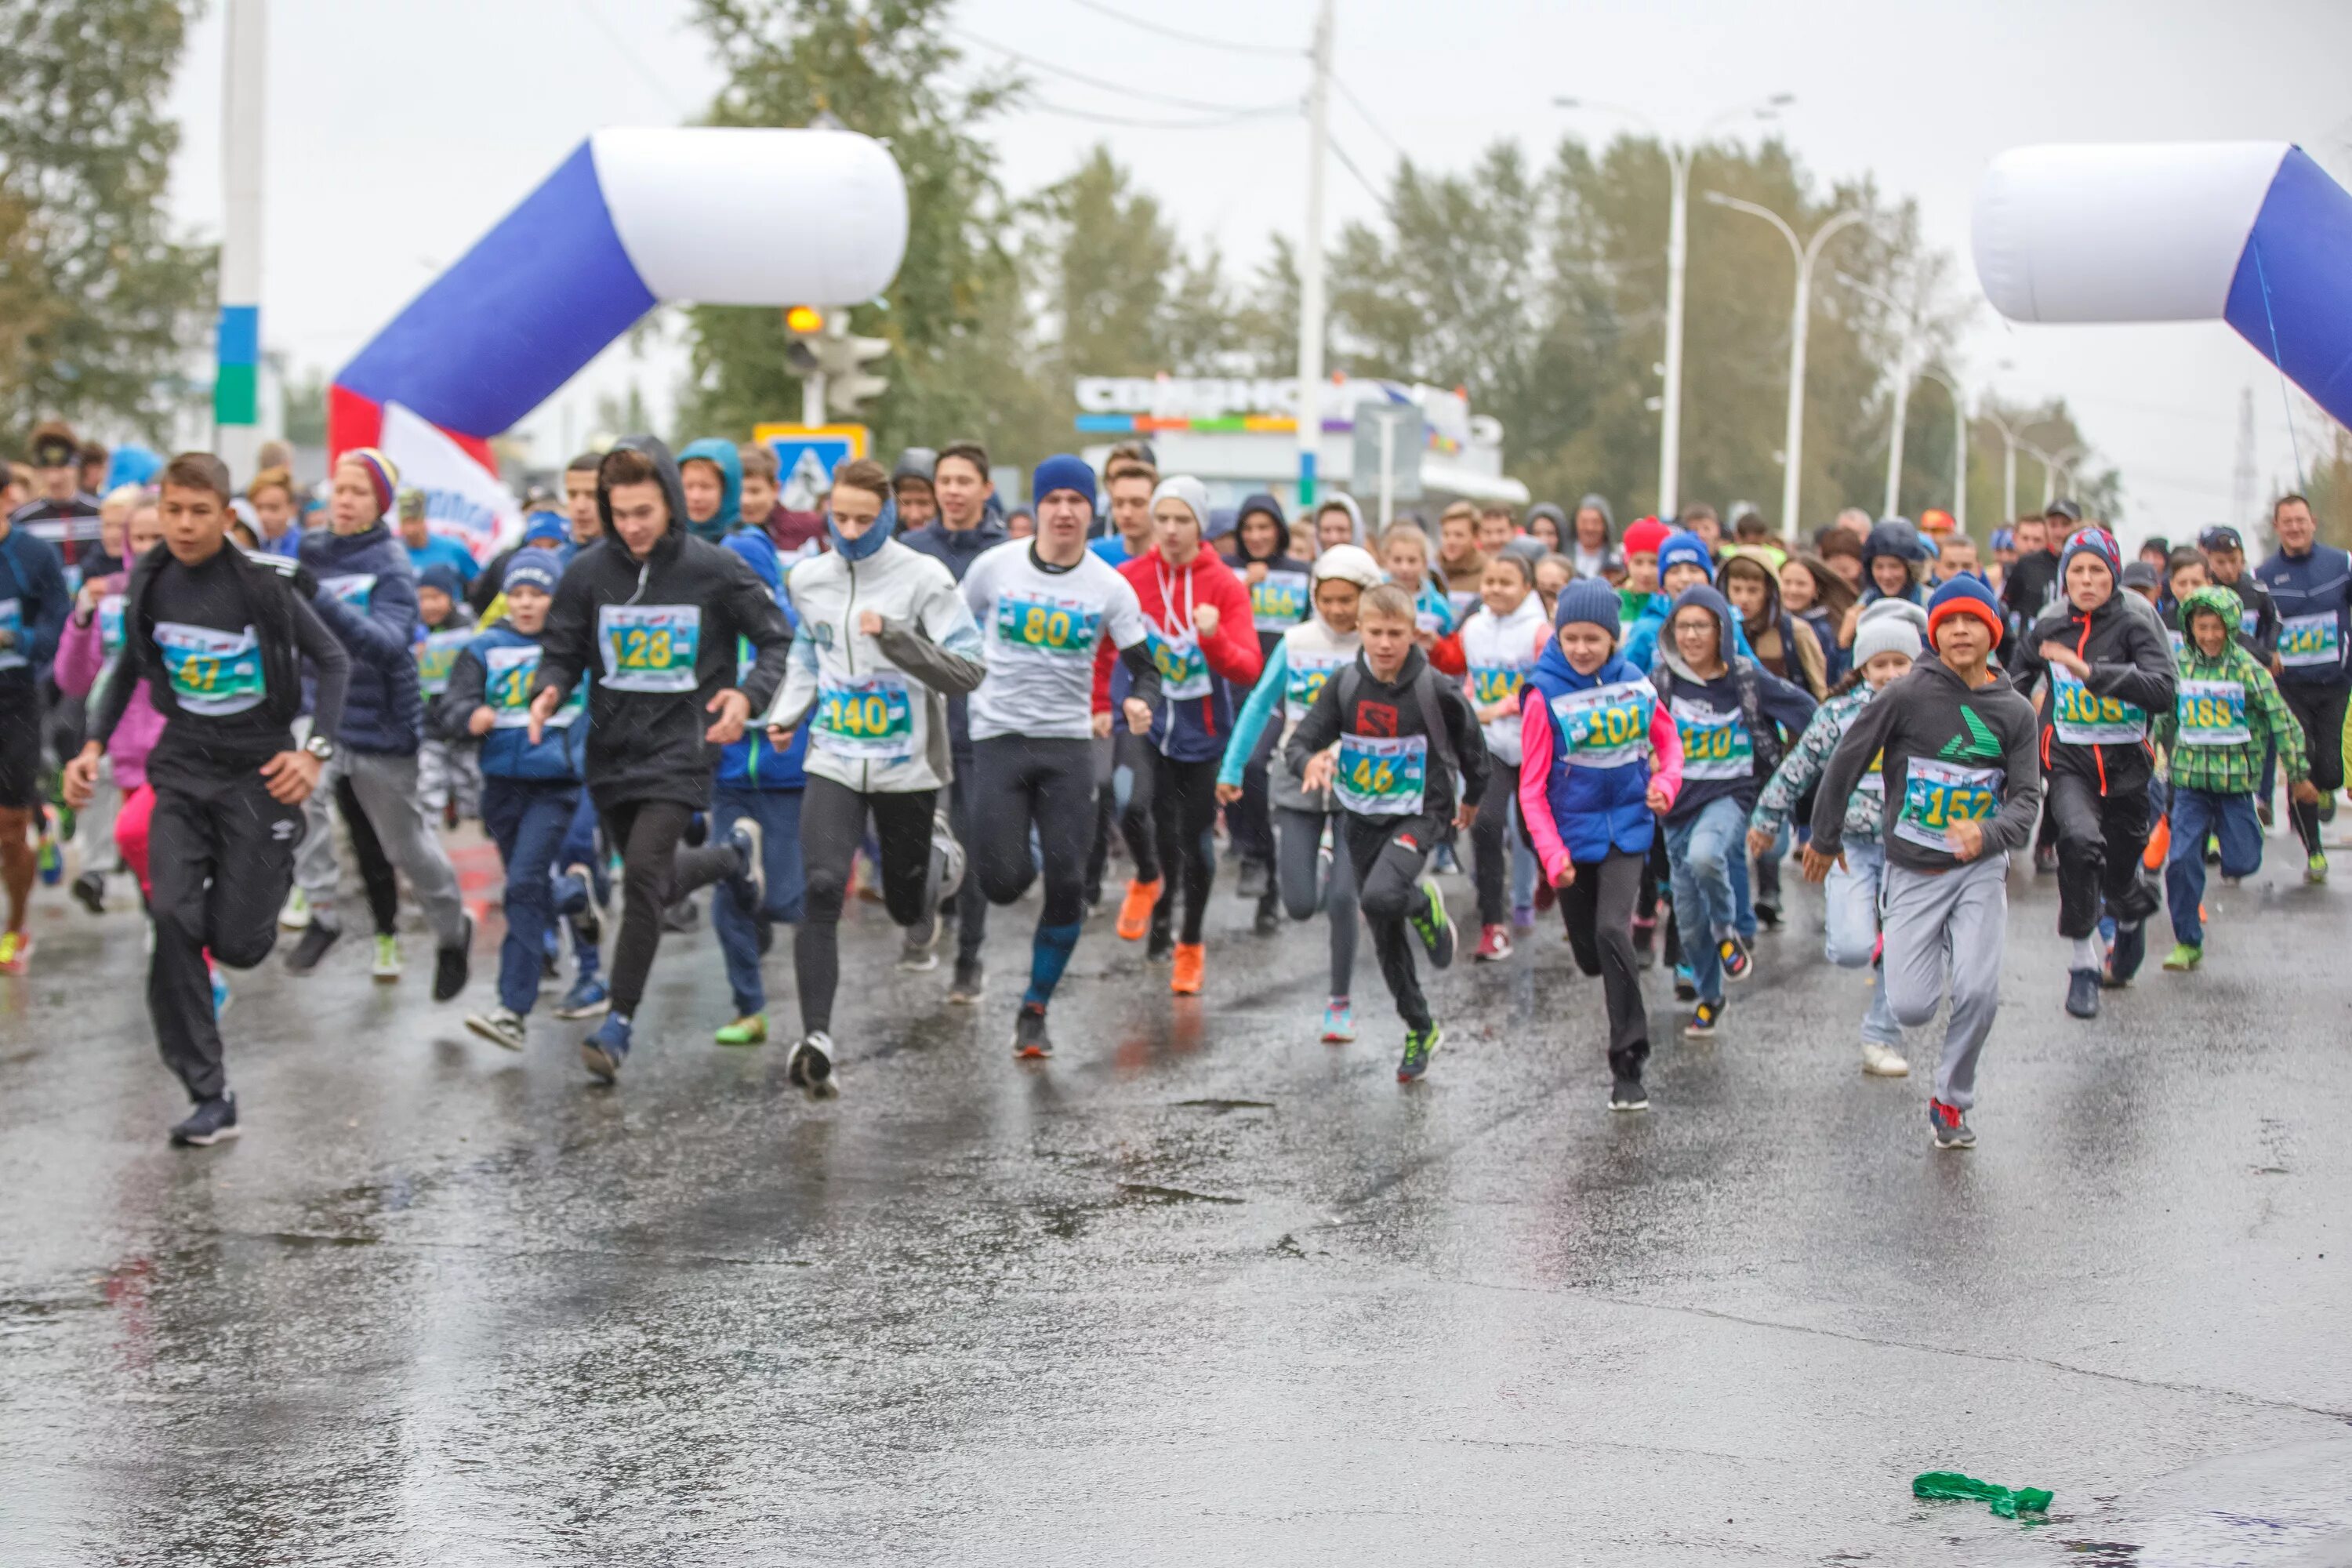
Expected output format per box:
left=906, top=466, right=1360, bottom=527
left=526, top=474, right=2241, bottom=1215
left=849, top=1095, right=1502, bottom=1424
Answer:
left=379, top=401, right=520, bottom=563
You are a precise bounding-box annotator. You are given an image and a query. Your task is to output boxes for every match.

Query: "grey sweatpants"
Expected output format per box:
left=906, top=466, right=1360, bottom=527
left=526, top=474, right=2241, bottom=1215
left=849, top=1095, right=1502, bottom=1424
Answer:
left=1880, top=853, right=2009, bottom=1111
left=295, top=747, right=468, bottom=946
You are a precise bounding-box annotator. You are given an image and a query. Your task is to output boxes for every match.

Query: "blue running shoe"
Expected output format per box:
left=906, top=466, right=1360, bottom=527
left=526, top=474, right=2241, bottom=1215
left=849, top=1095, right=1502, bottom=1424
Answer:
left=554, top=975, right=610, bottom=1020
left=580, top=1014, right=632, bottom=1083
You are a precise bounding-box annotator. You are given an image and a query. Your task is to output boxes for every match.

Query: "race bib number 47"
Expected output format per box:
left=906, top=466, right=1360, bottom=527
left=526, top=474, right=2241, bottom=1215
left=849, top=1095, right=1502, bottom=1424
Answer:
left=597, top=604, right=701, bottom=693
left=154, top=620, right=266, bottom=717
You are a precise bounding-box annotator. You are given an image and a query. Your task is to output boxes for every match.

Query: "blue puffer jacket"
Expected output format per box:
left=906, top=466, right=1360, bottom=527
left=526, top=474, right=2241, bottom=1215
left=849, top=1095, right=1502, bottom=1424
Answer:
left=717, top=529, right=808, bottom=790
left=1525, top=646, right=1662, bottom=864
left=441, top=622, right=586, bottom=782
left=679, top=437, right=743, bottom=543
left=301, top=521, right=423, bottom=753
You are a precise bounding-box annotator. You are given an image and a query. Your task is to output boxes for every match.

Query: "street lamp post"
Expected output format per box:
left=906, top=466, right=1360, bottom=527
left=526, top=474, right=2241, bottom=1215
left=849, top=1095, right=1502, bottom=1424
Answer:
left=1836, top=270, right=1934, bottom=521
left=2025, top=442, right=2085, bottom=509
left=1701, top=194, right=1866, bottom=543
left=1982, top=408, right=2022, bottom=526
left=1556, top=92, right=1791, bottom=518
left=1916, top=367, right=1968, bottom=537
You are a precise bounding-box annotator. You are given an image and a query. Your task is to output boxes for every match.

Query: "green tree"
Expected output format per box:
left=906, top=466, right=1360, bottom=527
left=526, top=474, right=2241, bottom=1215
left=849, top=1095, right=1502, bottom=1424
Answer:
left=279, top=364, right=329, bottom=450
left=0, top=0, right=215, bottom=447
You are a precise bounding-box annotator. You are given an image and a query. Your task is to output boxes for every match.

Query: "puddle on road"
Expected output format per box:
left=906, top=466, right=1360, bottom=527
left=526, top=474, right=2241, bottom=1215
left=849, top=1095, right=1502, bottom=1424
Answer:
left=1996, top=1439, right=2352, bottom=1566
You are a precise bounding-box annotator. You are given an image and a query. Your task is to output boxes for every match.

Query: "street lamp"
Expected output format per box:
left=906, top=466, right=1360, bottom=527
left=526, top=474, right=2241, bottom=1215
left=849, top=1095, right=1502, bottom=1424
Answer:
left=1700, top=193, right=1867, bottom=543
left=2024, top=441, right=2085, bottom=509
left=1980, top=407, right=2024, bottom=526
left=1836, top=270, right=1940, bottom=520
left=1556, top=91, right=1793, bottom=519
left=1915, top=367, right=1969, bottom=538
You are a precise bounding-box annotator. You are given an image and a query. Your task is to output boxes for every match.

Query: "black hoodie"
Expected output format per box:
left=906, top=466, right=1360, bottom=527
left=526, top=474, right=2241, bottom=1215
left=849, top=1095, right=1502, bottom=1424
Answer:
left=1283, top=644, right=1490, bottom=826
left=532, top=435, right=793, bottom=810
left=2009, top=588, right=2176, bottom=794
left=1232, top=491, right=1312, bottom=655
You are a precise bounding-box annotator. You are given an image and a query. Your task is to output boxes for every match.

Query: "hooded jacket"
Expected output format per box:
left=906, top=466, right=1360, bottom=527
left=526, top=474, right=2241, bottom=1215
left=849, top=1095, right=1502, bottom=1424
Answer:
left=1751, top=683, right=1888, bottom=848
left=414, top=597, right=479, bottom=710
left=1457, top=591, right=1549, bottom=765
left=1718, top=553, right=1829, bottom=697
left=1283, top=643, right=1490, bottom=826
left=56, top=592, right=162, bottom=790
left=2009, top=580, right=2176, bottom=793
left=1519, top=641, right=1683, bottom=876
left=677, top=437, right=743, bottom=543
left=532, top=434, right=795, bottom=809
left=1566, top=493, right=1614, bottom=579
left=1109, top=540, right=1263, bottom=765
left=717, top=529, right=811, bottom=792
left=2154, top=583, right=2308, bottom=797
left=1314, top=492, right=1368, bottom=550
left=300, top=519, right=425, bottom=753
left=0, top=521, right=69, bottom=688
left=2253, top=539, right=2352, bottom=688
left=435, top=620, right=588, bottom=782
left=1232, top=493, right=1312, bottom=648
left=1650, top=585, right=1818, bottom=824
left=1219, top=546, right=1381, bottom=815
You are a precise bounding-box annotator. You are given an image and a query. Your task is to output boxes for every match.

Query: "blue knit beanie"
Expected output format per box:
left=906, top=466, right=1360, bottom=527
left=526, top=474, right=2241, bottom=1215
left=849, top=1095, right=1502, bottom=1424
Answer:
left=1030, top=454, right=1097, bottom=514
left=1554, top=577, right=1622, bottom=637
left=502, top=548, right=562, bottom=598
left=416, top=562, right=465, bottom=601
left=1656, top=529, right=1715, bottom=582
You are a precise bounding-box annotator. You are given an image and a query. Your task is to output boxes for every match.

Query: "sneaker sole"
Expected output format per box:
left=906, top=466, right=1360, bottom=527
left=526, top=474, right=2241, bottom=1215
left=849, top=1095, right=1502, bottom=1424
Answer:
left=1014, top=1044, right=1051, bottom=1060
left=787, top=1044, right=834, bottom=1088
left=553, top=1000, right=612, bottom=1021
left=1861, top=1058, right=1911, bottom=1077
left=1610, top=1098, right=1650, bottom=1113
left=372, top=971, right=401, bottom=985
left=172, top=1126, right=242, bottom=1148
left=463, top=1015, right=527, bottom=1052
left=579, top=1043, right=621, bottom=1082
left=1932, top=1133, right=1976, bottom=1150
left=898, top=955, right=941, bottom=972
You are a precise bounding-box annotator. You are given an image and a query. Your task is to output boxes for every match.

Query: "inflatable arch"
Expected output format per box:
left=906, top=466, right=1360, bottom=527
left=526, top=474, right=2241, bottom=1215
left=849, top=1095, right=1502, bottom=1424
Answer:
left=328, top=127, right=909, bottom=467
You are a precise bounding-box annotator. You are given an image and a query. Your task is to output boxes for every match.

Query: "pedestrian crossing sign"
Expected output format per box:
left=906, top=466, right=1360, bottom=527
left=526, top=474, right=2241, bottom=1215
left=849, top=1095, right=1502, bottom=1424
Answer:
left=753, top=423, right=871, bottom=513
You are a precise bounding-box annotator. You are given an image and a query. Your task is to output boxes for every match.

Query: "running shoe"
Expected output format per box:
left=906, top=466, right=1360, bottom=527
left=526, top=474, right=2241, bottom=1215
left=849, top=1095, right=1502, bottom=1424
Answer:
left=2064, top=967, right=2101, bottom=1019
left=713, top=1014, right=767, bottom=1047
left=555, top=866, right=603, bottom=946
left=71, top=869, right=105, bottom=916
left=898, top=909, right=941, bottom=971
left=1475, top=924, right=1513, bottom=963
left=465, top=1007, right=528, bottom=1052
left=1928, top=1098, right=1976, bottom=1150
left=35, top=831, right=60, bottom=886
left=1610, top=1076, right=1650, bottom=1112
left=170, top=1093, right=239, bottom=1147
left=279, top=887, right=313, bottom=931
left=1860, top=1040, right=1909, bottom=1077
left=2306, top=851, right=2329, bottom=885
left=930, top=811, right=966, bottom=902
left=1407, top=878, right=1457, bottom=970
left=285, top=920, right=341, bottom=974
left=1320, top=1000, right=1356, bottom=1044
left=1115, top=878, right=1163, bottom=942
left=1510, top=902, right=1535, bottom=933
left=1252, top=891, right=1280, bottom=937
left=372, top=933, right=402, bottom=983
left=1236, top=858, right=1269, bottom=899
left=659, top=898, right=700, bottom=933
left=210, top=964, right=232, bottom=1020
left=1145, top=922, right=1174, bottom=962
left=580, top=1014, right=631, bottom=1083
left=949, top=956, right=986, bottom=1005
left=1171, top=942, right=1205, bottom=995
left=431, top=916, right=474, bottom=1004
left=727, top=818, right=765, bottom=915
left=1396, top=1022, right=1442, bottom=1083
left=1682, top=998, right=1723, bottom=1039
left=2256, top=800, right=2274, bottom=829
left=1754, top=901, right=1781, bottom=931
left=787, top=1029, right=837, bottom=1095
left=2103, top=921, right=2147, bottom=987
left=2162, top=942, right=2202, bottom=972
left=554, top=976, right=610, bottom=1019
left=1013, top=1003, right=1053, bottom=1059
left=1717, top=933, right=1752, bottom=982
left=0, top=930, right=31, bottom=975
left=1672, top=964, right=1697, bottom=1002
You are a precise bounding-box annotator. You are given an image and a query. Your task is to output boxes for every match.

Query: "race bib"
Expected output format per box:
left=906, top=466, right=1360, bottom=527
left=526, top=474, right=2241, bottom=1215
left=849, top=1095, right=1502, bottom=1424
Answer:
left=1334, top=732, right=1427, bottom=817
left=2277, top=612, right=2341, bottom=670
left=1468, top=662, right=1530, bottom=707
left=485, top=644, right=579, bottom=728
left=1550, top=680, right=1654, bottom=768
left=1145, top=625, right=1211, bottom=700
left=0, top=597, right=23, bottom=673
left=414, top=628, right=472, bottom=696
left=1895, top=757, right=2003, bottom=852
left=1446, top=588, right=1481, bottom=627
left=2175, top=677, right=2250, bottom=747
left=2049, top=667, right=2147, bottom=745
left=2240, top=608, right=2261, bottom=638
left=812, top=671, right=915, bottom=760
left=996, top=592, right=1101, bottom=657
left=321, top=573, right=376, bottom=610
left=1673, top=695, right=1753, bottom=782
left=2167, top=628, right=2186, bottom=656
left=154, top=620, right=265, bottom=716
left=1858, top=748, right=1886, bottom=797
left=1285, top=650, right=1348, bottom=718
left=1250, top=570, right=1310, bottom=631
left=98, top=594, right=126, bottom=659
left=597, top=604, right=700, bottom=693
left=1414, top=606, right=1449, bottom=638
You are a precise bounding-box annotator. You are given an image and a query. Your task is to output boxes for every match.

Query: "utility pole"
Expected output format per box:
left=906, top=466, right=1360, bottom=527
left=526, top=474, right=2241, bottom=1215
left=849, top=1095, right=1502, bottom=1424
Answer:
left=1294, top=0, right=1334, bottom=511
left=216, top=0, right=265, bottom=476
left=1918, top=368, right=1968, bottom=536
left=1984, top=408, right=2021, bottom=526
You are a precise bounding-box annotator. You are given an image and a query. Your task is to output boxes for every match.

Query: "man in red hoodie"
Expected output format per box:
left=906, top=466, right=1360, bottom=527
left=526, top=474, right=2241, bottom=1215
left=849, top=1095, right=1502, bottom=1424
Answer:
left=1099, top=475, right=1262, bottom=993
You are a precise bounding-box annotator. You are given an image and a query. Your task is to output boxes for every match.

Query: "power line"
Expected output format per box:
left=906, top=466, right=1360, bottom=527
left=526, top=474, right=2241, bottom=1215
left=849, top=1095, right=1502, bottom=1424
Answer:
left=1327, top=136, right=1389, bottom=210
left=1027, top=100, right=1296, bottom=132
left=576, top=0, right=689, bottom=113
left=1331, top=74, right=1402, bottom=156
left=947, top=25, right=1291, bottom=115
left=1064, top=0, right=1305, bottom=58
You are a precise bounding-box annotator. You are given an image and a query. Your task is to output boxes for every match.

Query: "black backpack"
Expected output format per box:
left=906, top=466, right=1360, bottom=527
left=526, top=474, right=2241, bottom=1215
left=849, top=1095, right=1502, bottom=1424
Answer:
left=1333, top=661, right=1458, bottom=784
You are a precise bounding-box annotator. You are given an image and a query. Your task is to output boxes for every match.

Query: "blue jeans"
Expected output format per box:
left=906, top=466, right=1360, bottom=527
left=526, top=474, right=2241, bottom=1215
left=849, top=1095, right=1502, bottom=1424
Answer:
left=710, top=786, right=808, bottom=1018
left=1823, top=837, right=1900, bottom=1047
left=2165, top=786, right=2263, bottom=946
left=1665, top=795, right=1746, bottom=1003
left=481, top=777, right=581, bottom=1015
left=550, top=789, right=606, bottom=976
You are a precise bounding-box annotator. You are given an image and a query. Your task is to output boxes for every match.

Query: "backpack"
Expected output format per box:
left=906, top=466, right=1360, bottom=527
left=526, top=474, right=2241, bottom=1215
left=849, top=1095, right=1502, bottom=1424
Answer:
left=1333, top=660, right=1458, bottom=785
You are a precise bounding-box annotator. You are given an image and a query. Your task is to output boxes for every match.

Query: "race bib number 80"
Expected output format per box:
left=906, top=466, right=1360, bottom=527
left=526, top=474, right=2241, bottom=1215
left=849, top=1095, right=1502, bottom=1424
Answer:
left=597, top=604, right=701, bottom=693
left=996, top=593, right=1101, bottom=657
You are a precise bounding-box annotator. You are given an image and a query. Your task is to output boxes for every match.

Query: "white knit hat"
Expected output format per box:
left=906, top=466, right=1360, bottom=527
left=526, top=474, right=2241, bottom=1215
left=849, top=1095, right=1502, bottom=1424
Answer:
left=1853, top=597, right=1927, bottom=668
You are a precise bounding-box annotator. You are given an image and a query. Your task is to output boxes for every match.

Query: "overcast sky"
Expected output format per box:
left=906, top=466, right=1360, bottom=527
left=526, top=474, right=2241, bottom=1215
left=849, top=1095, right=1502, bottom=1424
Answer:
left=165, top=0, right=2352, bottom=544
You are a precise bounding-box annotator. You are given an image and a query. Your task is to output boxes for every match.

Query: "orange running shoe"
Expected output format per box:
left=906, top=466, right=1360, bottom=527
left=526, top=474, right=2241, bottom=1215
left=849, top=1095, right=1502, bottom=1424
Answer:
left=1116, top=877, right=1163, bottom=941
left=1171, top=942, right=1204, bottom=994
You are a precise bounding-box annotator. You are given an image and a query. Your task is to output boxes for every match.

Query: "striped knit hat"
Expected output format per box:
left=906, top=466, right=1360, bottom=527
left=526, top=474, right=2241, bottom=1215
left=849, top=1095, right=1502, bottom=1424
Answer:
left=339, top=447, right=400, bottom=518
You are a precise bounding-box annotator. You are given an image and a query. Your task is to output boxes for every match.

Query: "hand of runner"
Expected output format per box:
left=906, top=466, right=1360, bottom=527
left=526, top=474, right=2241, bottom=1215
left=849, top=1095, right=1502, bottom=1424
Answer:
left=1121, top=695, right=1152, bottom=735
left=1746, top=826, right=1776, bottom=857
left=1193, top=604, right=1220, bottom=638
left=2292, top=779, right=2321, bottom=805
left=1550, top=860, right=1575, bottom=889
left=1091, top=710, right=1112, bottom=739
left=704, top=688, right=751, bottom=745
left=1454, top=801, right=1478, bottom=829
left=1644, top=781, right=1672, bottom=815
left=858, top=609, right=883, bottom=637
left=2037, top=641, right=2089, bottom=680
left=467, top=706, right=496, bottom=737
left=1945, top=816, right=1986, bottom=861
left=1299, top=750, right=1336, bottom=793
left=260, top=749, right=321, bottom=805
left=60, top=744, right=101, bottom=811
left=1214, top=782, right=1243, bottom=805
left=1244, top=561, right=1267, bottom=586
left=766, top=724, right=796, bottom=750
left=525, top=683, right=563, bottom=743
left=1800, top=843, right=1843, bottom=883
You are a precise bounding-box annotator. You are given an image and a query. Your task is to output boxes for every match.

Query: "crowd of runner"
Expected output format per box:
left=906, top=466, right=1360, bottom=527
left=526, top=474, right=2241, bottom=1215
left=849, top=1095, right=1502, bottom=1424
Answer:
left=7, top=416, right=2348, bottom=1152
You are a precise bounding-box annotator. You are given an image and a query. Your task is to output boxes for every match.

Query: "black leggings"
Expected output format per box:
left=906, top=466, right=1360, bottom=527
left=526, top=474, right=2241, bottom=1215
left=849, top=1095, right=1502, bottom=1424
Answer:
left=2281, top=679, right=2350, bottom=855
left=335, top=774, right=400, bottom=936
left=2048, top=769, right=2156, bottom=939
left=601, top=797, right=745, bottom=1018
left=1119, top=749, right=1221, bottom=944
left=1345, top=811, right=1440, bottom=1031
left=1559, top=849, right=1647, bottom=1079
left=794, top=775, right=935, bottom=1035
left=972, top=735, right=1094, bottom=929
left=1470, top=789, right=1512, bottom=926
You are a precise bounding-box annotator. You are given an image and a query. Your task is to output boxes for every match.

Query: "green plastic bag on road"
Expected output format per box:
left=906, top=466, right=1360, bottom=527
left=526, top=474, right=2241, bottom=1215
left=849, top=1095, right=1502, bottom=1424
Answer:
left=1912, top=1470, right=2055, bottom=1518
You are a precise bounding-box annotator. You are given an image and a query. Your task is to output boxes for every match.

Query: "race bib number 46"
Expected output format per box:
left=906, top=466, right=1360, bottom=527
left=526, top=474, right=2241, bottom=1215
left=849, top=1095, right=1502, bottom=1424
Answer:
left=2277, top=612, right=2342, bottom=670
left=597, top=604, right=701, bottom=693
left=1551, top=680, right=1654, bottom=768
left=1334, top=732, right=1427, bottom=817
left=154, top=620, right=266, bottom=716
left=996, top=593, right=1101, bottom=657
left=1896, top=757, right=2003, bottom=851
left=813, top=673, right=915, bottom=760
left=2175, top=677, right=2250, bottom=747
left=2049, top=668, right=2147, bottom=745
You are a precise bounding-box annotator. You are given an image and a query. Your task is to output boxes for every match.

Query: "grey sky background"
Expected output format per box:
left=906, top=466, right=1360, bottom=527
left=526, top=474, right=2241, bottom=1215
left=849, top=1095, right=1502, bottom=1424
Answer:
left=163, top=0, right=2352, bottom=545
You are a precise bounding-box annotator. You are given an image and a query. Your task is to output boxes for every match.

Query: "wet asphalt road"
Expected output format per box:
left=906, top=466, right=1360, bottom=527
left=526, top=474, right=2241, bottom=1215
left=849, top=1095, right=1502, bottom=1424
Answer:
left=2, top=825, right=2349, bottom=1566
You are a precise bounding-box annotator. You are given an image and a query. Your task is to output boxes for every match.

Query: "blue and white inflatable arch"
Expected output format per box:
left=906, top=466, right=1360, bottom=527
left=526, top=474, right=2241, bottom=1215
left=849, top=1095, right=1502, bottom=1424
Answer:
left=1973, top=141, right=2352, bottom=429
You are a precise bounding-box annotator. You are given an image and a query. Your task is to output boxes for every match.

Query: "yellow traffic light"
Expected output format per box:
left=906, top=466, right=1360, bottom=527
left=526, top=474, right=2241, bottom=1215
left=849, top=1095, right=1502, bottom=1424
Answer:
left=785, top=305, right=825, bottom=334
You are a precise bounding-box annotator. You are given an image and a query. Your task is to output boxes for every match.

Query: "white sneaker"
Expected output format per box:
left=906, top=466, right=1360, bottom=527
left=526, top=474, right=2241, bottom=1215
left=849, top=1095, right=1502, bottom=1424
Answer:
left=279, top=887, right=312, bottom=931
left=1860, top=1040, right=1910, bottom=1077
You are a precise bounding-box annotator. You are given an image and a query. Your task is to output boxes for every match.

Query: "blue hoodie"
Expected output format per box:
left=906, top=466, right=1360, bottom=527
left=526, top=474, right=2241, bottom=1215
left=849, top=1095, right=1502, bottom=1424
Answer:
left=0, top=524, right=68, bottom=686
left=2254, top=539, right=2352, bottom=687
left=717, top=528, right=808, bottom=790
left=678, top=437, right=743, bottom=543
left=1651, top=583, right=1817, bottom=824
left=301, top=521, right=425, bottom=753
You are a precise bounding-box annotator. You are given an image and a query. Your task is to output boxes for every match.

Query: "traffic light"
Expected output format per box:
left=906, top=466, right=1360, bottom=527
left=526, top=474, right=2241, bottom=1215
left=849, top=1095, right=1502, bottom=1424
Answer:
left=819, top=325, right=891, bottom=416
left=784, top=305, right=826, bottom=376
